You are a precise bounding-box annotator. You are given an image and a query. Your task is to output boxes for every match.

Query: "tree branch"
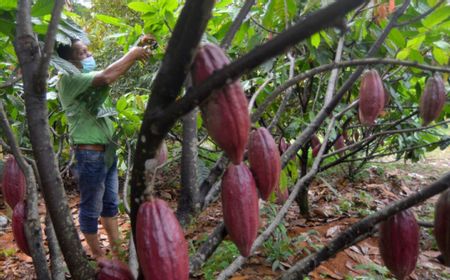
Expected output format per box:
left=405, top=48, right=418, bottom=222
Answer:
left=395, top=0, right=446, bottom=27
left=37, top=0, right=65, bottom=76
left=157, top=0, right=365, bottom=129
left=281, top=172, right=450, bottom=279
left=252, top=58, right=450, bottom=123
left=221, top=0, right=256, bottom=50
left=0, top=101, right=50, bottom=279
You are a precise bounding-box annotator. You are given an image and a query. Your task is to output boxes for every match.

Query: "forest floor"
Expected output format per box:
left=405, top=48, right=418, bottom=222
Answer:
left=0, top=147, right=449, bottom=280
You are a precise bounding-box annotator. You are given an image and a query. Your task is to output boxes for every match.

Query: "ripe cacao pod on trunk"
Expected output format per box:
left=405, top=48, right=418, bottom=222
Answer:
left=434, top=189, right=450, bottom=266
left=221, top=163, right=259, bottom=257
left=2, top=155, right=26, bottom=208
left=97, top=259, right=134, bottom=280
left=419, top=74, right=446, bottom=126
left=248, top=127, right=281, bottom=201
left=136, top=198, right=189, bottom=280
left=379, top=210, right=419, bottom=280
left=358, top=70, right=385, bottom=125
left=12, top=201, right=30, bottom=256
left=192, top=43, right=250, bottom=164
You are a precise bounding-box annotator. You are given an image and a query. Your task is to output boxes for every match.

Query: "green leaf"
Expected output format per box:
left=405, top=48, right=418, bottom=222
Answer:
left=31, top=0, right=54, bottom=17
left=422, top=6, right=450, bottom=28
left=0, top=0, right=16, bottom=11
left=387, top=28, right=405, bottom=49
left=116, top=97, right=127, bottom=112
left=128, top=2, right=152, bottom=13
left=310, top=33, right=321, bottom=48
left=396, top=48, right=410, bottom=60
left=433, top=47, right=449, bottom=65
left=95, top=14, right=127, bottom=27
left=406, top=34, right=425, bottom=50
left=280, top=170, right=288, bottom=190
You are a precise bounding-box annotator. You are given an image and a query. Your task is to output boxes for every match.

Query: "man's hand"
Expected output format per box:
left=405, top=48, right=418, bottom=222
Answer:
left=130, top=46, right=151, bottom=62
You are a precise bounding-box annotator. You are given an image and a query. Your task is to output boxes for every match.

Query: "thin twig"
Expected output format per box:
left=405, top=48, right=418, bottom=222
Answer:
left=221, top=0, right=256, bottom=49
left=395, top=0, right=446, bottom=27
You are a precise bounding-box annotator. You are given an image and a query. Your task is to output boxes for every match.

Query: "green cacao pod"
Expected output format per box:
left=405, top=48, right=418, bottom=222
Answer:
left=12, top=201, right=30, bottom=256
left=2, top=155, right=26, bottom=208
left=222, top=163, right=259, bottom=257
left=136, top=198, right=189, bottom=280
left=419, top=74, right=446, bottom=126
left=358, top=70, right=385, bottom=125
left=248, top=127, right=281, bottom=201
left=379, top=210, right=419, bottom=280
left=97, top=259, right=134, bottom=280
left=434, top=189, right=450, bottom=266
left=192, top=43, right=250, bottom=164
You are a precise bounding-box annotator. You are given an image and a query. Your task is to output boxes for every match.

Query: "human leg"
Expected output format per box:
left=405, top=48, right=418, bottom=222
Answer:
left=101, top=157, right=120, bottom=256
left=75, top=149, right=108, bottom=258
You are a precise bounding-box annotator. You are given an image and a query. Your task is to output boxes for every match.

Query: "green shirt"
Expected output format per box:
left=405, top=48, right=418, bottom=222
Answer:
left=57, top=71, right=116, bottom=145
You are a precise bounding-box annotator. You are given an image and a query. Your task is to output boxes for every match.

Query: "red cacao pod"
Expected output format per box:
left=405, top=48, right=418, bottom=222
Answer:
left=97, top=259, right=134, bottom=280
left=311, top=134, right=321, bottom=148
left=379, top=210, right=419, bottom=280
left=156, top=141, right=168, bottom=166
left=278, top=137, right=289, bottom=155
left=192, top=44, right=250, bottom=164
left=334, top=136, right=345, bottom=157
left=12, top=201, right=30, bottom=256
left=2, top=155, right=26, bottom=208
left=358, top=70, right=385, bottom=125
left=312, top=144, right=321, bottom=158
left=419, top=74, right=446, bottom=126
left=248, top=127, right=281, bottom=201
left=221, top=163, right=259, bottom=257
left=275, top=185, right=289, bottom=205
left=434, top=189, right=450, bottom=266
left=136, top=198, right=189, bottom=280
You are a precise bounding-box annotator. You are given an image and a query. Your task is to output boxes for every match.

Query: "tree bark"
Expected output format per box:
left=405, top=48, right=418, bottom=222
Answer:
left=177, top=108, right=200, bottom=227
left=15, top=0, right=94, bottom=278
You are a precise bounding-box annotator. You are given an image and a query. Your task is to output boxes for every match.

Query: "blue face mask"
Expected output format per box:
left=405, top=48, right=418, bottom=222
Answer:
left=81, top=56, right=96, bottom=73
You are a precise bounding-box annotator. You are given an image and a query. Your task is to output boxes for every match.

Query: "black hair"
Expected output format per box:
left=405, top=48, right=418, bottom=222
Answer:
left=56, top=38, right=80, bottom=60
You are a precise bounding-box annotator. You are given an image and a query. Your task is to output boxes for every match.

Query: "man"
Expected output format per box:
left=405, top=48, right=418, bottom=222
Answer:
left=56, top=39, right=150, bottom=259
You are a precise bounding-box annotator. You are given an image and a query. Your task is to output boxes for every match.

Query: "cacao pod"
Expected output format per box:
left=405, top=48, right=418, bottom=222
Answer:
left=334, top=135, right=345, bottom=157
left=311, top=134, right=321, bottom=148
left=156, top=141, right=168, bottom=166
left=434, top=189, right=450, bottom=266
left=12, top=201, right=30, bottom=256
left=248, top=127, right=281, bottom=201
left=379, top=210, right=419, bottom=280
left=192, top=44, right=250, bottom=164
left=358, top=70, right=385, bottom=125
left=2, top=155, right=26, bottom=208
left=278, top=137, right=289, bottom=155
left=275, top=185, right=289, bottom=205
left=312, top=144, right=321, bottom=158
left=136, top=198, right=189, bottom=280
left=419, top=74, right=446, bottom=126
left=97, top=259, right=134, bottom=280
left=221, top=163, right=259, bottom=257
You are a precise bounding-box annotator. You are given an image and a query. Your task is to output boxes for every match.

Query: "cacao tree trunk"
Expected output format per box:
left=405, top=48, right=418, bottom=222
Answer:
left=15, top=0, right=94, bottom=278
left=297, top=145, right=310, bottom=217
left=177, top=108, right=200, bottom=227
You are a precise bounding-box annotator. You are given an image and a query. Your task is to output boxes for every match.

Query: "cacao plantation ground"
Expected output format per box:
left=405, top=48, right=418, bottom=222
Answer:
left=1, top=148, right=449, bottom=280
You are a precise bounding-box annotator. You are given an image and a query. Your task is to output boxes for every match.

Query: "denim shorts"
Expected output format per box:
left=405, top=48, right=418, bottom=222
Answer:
left=75, top=149, right=119, bottom=234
